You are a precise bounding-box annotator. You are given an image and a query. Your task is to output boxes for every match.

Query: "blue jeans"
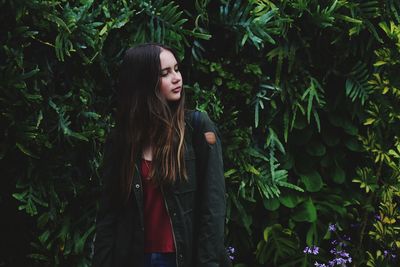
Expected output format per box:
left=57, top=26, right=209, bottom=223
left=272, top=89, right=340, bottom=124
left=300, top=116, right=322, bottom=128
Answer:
left=144, top=253, right=176, bottom=267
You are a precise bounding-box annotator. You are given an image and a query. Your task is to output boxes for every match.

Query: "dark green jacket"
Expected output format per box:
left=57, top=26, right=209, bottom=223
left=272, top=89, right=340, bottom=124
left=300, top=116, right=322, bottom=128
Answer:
left=92, top=111, right=229, bottom=267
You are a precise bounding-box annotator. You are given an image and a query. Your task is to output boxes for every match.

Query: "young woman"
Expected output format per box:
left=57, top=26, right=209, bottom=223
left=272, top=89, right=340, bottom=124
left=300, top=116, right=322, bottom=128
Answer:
left=92, top=43, right=229, bottom=267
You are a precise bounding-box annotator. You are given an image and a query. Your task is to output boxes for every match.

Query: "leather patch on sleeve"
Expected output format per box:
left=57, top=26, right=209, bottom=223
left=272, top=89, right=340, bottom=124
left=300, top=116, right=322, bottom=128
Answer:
left=204, top=132, right=216, bottom=145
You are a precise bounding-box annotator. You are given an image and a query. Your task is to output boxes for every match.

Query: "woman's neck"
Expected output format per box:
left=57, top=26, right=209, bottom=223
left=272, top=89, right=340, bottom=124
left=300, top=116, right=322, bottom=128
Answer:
left=142, top=145, right=153, bottom=161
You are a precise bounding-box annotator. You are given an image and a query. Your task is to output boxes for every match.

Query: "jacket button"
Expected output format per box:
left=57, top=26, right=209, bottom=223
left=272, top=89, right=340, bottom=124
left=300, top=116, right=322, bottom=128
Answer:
left=173, top=212, right=177, bottom=217
left=135, top=184, right=140, bottom=189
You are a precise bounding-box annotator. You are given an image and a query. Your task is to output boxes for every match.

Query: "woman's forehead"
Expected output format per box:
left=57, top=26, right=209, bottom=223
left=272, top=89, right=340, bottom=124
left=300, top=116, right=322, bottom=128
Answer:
left=160, top=50, right=177, bottom=69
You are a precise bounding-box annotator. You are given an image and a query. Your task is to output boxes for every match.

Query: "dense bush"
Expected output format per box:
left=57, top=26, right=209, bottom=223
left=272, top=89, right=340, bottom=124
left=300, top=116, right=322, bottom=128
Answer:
left=1, top=0, right=399, bottom=266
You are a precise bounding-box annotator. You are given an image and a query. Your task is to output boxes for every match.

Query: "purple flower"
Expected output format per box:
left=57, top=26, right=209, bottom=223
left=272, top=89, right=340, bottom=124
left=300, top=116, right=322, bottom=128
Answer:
left=226, top=246, right=235, bottom=260
left=384, top=250, right=398, bottom=259
left=304, top=246, right=320, bottom=255
left=375, top=214, right=381, bottom=220
left=328, top=224, right=336, bottom=232
left=310, top=223, right=353, bottom=266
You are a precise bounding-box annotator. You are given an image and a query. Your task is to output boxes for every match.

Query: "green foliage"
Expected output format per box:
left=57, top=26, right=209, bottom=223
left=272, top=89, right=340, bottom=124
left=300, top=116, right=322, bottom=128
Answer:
left=2, top=0, right=400, bottom=266
left=194, top=0, right=400, bottom=265
left=256, top=224, right=299, bottom=265
left=346, top=61, right=373, bottom=105
left=1, top=0, right=210, bottom=266
left=353, top=17, right=400, bottom=265
left=218, top=0, right=278, bottom=50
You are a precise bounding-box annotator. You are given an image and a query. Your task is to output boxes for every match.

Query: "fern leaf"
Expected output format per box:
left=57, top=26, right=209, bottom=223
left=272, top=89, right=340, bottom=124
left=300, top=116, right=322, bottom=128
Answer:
left=346, top=61, right=373, bottom=104
left=276, top=181, right=304, bottom=192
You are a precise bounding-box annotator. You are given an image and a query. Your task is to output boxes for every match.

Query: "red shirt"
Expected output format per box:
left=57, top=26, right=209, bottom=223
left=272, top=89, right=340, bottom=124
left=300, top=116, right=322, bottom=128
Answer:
left=140, top=159, right=175, bottom=253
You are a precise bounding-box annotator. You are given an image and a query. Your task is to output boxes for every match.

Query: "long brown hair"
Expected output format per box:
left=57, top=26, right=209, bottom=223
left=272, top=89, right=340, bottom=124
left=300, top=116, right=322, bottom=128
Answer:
left=112, top=43, right=186, bottom=205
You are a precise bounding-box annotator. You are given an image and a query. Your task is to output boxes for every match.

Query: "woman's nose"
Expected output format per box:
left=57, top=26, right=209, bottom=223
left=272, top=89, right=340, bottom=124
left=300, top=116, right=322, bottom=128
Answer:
left=172, top=71, right=181, bottom=83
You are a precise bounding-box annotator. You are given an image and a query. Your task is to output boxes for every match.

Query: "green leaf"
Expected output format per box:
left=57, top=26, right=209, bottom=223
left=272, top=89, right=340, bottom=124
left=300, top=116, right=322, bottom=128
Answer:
left=38, top=230, right=50, bottom=245
left=280, top=152, right=294, bottom=170
left=293, top=114, right=307, bottom=130
left=82, top=111, right=101, bottom=120
left=20, top=67, right=40, bottom=80
left=46, top=14, right=71, bottom=33
left=313, top=110, right=321, bottom=132
left=328, top=114, right=343, bottom=127
left=300, top=171, right=323, bottom=192
left=263, top=197, right=280, bottom=211
left=224, top=169, right=237, bottom=178
left=292, top=198, right=317, bottom=222
left=99, top=24, right=108, bottom=36
left=345, top=61, right=372, bottom=104
left=279, top=194, right=302, bottom=208
left=306, top=141, right=326, bottom=157
left=12, top=191, right=28, bottom=201
left=16, top=143, right=40, bottom=159
left=256, top=224, right=299, bottom=264
left=331, top=165, right=346, bottom=184
left=363, top=117, right=375, bottom=125
left=37, top=213, right=50, bottom=229
left=342, top=119, right=358, bottom=135
left=230, top=193, right=252, bottom=234
left=306, top=223, right=318, bottom=246
left=69, top=131, right=89, bottom=142
left=283, top=110, right=289, bottom=142
left=74, top=225, right=95, bottom=254
left=344, top=137, right=363, bottom=152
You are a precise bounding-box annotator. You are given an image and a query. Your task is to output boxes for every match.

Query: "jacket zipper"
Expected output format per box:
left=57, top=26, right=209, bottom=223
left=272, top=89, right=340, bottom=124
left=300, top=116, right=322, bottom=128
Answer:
left=161, top=187, right=179, bottom=267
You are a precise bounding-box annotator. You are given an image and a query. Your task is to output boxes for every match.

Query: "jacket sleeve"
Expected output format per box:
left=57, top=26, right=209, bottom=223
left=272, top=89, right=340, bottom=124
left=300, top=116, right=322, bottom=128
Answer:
left=195, top=112, right=226, bottom=267
left=92, top=136, right=117, bottom=267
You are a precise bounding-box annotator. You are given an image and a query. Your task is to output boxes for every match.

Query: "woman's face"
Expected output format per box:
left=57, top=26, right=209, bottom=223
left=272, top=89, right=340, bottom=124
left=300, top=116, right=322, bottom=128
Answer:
left=159, top=49, right=182, bottom=102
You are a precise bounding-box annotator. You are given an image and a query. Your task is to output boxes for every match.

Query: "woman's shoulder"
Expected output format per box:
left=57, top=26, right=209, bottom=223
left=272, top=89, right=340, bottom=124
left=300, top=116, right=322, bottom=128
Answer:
left=185, top=110, right=220, bottom=147
left=185, top=109, right=216, bottom=131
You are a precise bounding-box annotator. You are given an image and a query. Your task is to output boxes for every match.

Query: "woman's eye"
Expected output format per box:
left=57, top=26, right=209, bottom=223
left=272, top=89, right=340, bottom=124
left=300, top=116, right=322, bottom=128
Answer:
left=161, top=72, right=168, bottom=77
left=175, top=67, right=179, bottom=72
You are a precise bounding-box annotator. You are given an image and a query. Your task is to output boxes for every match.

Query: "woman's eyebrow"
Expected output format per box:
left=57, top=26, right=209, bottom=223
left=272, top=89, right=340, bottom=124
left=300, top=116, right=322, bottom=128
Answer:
left=161, top=63, right=178, bottom=71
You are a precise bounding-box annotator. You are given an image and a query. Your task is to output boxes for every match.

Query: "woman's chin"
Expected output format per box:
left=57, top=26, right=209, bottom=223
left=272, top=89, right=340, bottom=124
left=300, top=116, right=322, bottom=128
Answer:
left=166, top=94, right=181, bottom=102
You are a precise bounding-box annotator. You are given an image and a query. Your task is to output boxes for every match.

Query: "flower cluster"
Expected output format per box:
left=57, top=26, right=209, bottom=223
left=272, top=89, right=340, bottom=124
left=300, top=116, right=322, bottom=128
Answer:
left=311, top=245, right=352, bottom=267
left=383, top=249, right=397, bottom=260
left=226, top=246, right=235, bottom=261
left=327, top=247, right=352, bottom=266
left=304, top=246, right=320, bottom=255
left=305, top=224, right=353, bottom=267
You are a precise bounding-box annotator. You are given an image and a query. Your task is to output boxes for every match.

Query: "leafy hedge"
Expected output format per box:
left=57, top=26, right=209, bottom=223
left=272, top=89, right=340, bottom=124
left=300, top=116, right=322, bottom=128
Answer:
left=1, top=0, right=399, bottom=266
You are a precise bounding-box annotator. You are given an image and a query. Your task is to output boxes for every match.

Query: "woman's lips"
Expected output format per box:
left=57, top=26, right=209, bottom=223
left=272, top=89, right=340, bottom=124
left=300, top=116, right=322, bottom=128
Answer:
left=172, top=86, right=181, bottom=93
